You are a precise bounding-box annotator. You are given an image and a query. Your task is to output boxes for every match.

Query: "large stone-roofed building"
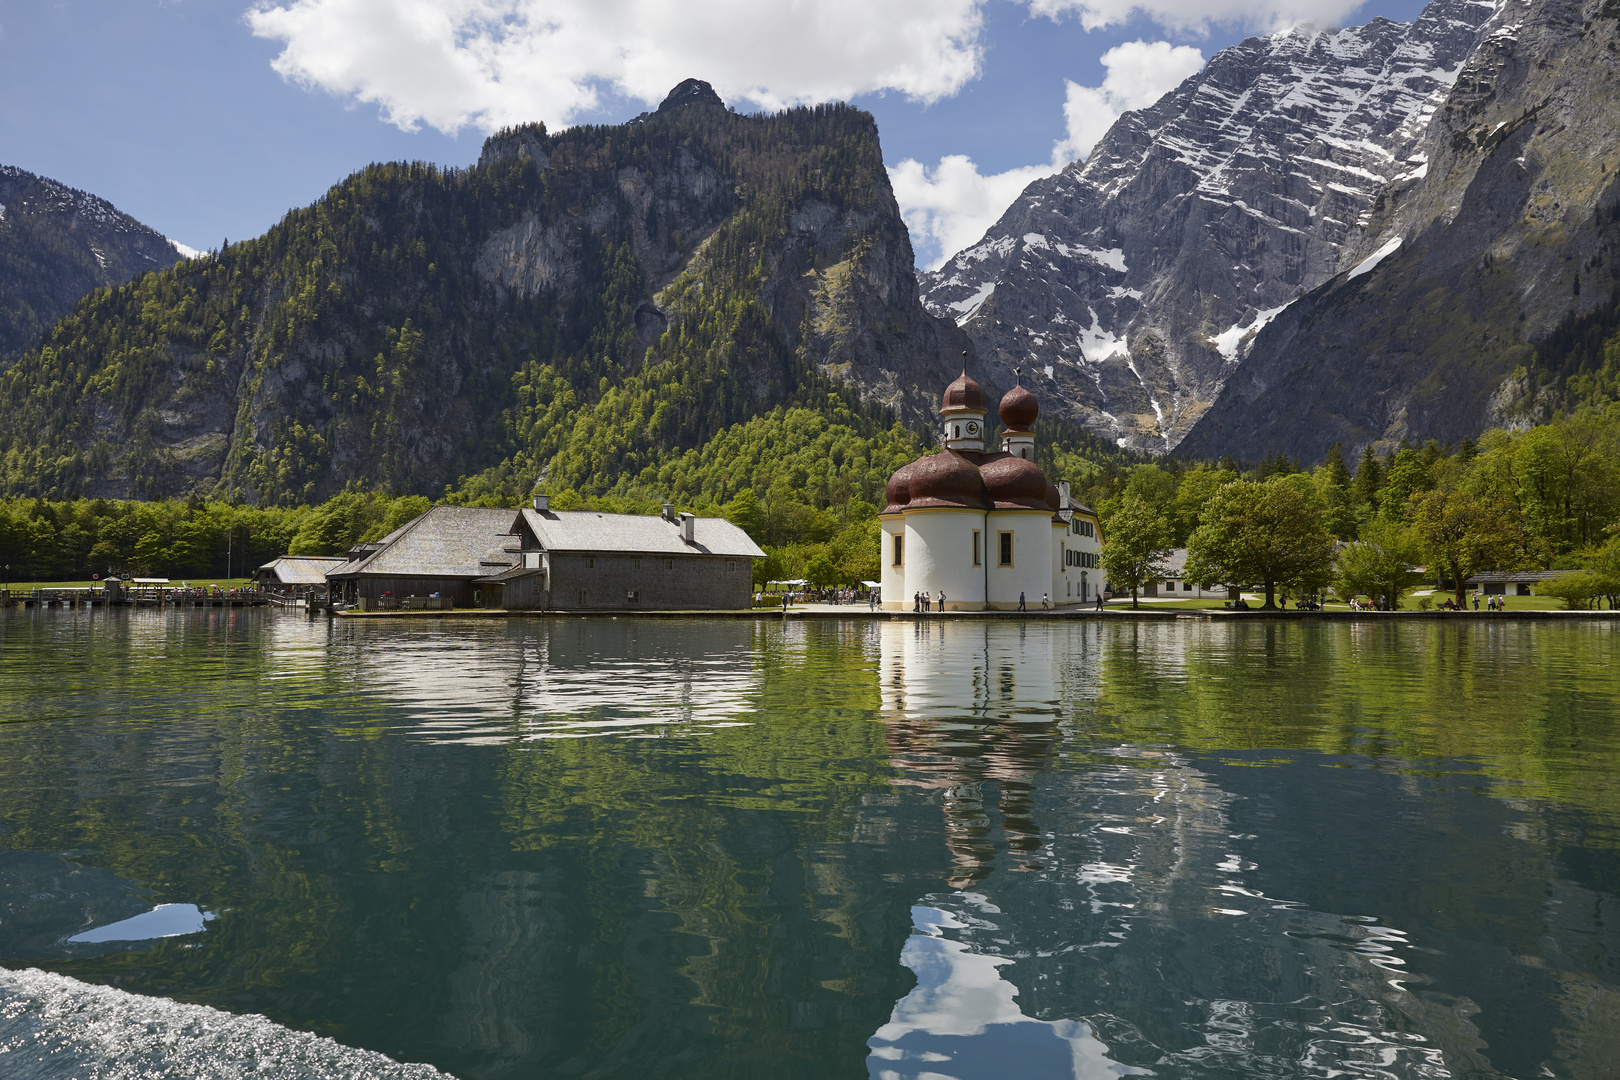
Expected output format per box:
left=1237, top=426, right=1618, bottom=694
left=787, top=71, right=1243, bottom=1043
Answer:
left=509, top=500, right=764, bottom=611
left=324, top=501, right=765, bottom=611
left=326, top=505, right=524, bottom=608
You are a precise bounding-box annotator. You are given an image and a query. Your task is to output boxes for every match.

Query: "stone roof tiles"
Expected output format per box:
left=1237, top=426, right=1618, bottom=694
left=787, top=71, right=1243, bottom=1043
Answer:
left=256, top=555, right=347, bottom=585
left=518, top=509, right=765, bottom=558
left=329, top=506, right=523, bottom=579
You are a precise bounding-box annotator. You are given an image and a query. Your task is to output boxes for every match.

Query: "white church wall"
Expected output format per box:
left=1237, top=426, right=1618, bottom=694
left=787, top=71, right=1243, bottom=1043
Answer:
left=985, top=510, right=1053, bottom=609
left=880, top=516, right=907, bottom=610
left=904, top=510, right=988, bottom=610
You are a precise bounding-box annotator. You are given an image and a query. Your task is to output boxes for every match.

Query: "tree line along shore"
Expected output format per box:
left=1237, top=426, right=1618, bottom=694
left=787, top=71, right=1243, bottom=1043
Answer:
left=4, top=405, right=1620, bottom=611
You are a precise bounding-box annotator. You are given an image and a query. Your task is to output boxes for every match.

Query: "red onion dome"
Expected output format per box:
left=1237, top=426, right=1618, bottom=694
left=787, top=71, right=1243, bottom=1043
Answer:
left=999, top=383, right=1039, bottom=431
left=882, top=460, right=916, bottom=514
left=907, top=451, right=992, bottom=510
left=942, top=372, right=987, bottom=413
left=1044, top=479, right=1061, bottom=511
left=979, top=454, right=1051, bottom=510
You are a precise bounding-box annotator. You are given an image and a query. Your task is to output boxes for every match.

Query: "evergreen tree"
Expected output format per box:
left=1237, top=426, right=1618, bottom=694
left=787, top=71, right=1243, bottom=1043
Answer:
left=1317, top=443, right=1356, bottom=540
left=1350, top=445, right=1384, bottom=520
left=1380, top=448, right=1433, bottom=522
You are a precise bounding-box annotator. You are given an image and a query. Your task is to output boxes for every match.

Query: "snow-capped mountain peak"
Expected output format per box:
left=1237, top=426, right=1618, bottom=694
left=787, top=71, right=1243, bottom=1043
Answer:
left=919, top=0, right=1504, bottom=452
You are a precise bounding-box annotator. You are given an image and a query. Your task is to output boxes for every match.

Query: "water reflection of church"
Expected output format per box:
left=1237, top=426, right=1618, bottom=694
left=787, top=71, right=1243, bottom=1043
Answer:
left=869, top=622, right=1491, bottom=1080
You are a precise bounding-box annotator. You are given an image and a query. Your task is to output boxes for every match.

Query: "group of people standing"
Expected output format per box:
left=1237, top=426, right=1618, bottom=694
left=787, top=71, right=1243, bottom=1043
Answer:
left=911, top=590, right=1056, bottom=612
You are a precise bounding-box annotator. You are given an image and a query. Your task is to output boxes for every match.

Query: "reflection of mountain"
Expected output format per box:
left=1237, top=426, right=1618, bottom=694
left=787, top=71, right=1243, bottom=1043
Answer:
left=870, top=621, right=1620, bottom=1079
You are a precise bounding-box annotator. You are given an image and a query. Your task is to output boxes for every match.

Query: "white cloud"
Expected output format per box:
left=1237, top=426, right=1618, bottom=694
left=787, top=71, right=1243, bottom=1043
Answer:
left=1027, top=0, right=1368, bottom=34
left=894, top=39, right=1203, bottom=270
left=246, top=0, right=988, bottom=134
left=891, top=156, right=1055, bottom=271
left=1052, top=38, right=1204, bottom=163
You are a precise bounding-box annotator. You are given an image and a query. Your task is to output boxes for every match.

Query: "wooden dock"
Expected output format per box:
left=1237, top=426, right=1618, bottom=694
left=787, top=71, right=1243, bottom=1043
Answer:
left=2, top=587, right=278, bottom=610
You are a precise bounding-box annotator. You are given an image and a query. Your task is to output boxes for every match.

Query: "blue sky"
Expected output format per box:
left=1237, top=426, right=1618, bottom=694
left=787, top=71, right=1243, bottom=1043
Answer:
left=0, top=0, right=1427, bottom=267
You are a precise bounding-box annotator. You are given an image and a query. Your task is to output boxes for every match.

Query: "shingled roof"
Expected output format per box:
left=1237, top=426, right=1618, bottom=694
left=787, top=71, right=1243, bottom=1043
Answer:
left=328, top=506, right=523, bottom=578
left=1464, top=570, right=1566, bottom=585
left=517, top=508, right=765, bottom=558
left=255, top=555, right=346, bottom=585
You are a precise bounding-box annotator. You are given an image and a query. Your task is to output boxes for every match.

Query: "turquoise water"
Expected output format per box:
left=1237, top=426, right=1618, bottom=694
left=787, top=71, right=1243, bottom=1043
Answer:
left=1, top=609, right=1618, bottom=1078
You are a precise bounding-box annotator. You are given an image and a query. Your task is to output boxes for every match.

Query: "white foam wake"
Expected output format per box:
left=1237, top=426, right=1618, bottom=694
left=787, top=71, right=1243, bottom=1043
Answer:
left=0, top=966, right=452, bottom=1080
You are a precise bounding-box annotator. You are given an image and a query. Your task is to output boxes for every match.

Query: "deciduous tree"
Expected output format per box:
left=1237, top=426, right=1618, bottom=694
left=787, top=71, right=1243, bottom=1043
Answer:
left=1184, top=477, right=1336, bottom=609
left=1407, top=487, right=1539, bottom=607
left=1099, top=495, right=1173, bottom=609
left=1332, top=518, right=1423, bottom=607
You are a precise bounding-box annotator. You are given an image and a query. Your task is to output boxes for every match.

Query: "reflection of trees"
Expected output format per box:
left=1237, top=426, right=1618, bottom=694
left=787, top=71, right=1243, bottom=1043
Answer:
left=870, top=619, right=1620, bottom=1079
left=482, top=622, right=921, bottom=1075
left=1084, top=620, right=1620, bottom=833
left=0, top=614, right=941, bottom=1080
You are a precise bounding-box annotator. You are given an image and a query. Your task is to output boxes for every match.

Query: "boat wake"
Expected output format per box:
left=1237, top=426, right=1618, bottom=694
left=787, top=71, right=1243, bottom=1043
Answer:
left=0, top=966, right=452, bottom=1080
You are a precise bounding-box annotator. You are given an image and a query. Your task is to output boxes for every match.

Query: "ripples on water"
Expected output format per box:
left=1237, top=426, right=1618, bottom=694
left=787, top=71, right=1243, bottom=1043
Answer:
left=1, top=609, right=1618, bottom=1080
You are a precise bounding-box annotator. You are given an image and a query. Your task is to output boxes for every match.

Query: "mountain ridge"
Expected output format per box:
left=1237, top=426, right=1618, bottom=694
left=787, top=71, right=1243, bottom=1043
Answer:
left=0, top=85, right=987, bottom=504
left=0, top=164, right=186, bottom=370
left=1177, top=0, right=1620, bottom=462
left=919, top=0, right=1504, bottom=453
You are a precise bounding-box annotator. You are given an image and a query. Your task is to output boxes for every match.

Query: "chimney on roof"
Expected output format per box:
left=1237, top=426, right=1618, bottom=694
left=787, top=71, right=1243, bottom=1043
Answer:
left=533, top=493, right=550, bottom=511
left=662, top=501, right=676, bottom=522
left=1059, top=481, right=1071, bottom=505
left=679, top=512, right=695, bottom=543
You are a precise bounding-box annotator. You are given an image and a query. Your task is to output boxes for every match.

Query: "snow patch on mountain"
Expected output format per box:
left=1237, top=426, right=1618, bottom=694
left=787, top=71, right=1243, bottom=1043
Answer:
left=918, top=0, right=1503, bottom=453
left=1214, top=301, right=1296, bottom=361
left=1346, top=236, right=1403, bottom=280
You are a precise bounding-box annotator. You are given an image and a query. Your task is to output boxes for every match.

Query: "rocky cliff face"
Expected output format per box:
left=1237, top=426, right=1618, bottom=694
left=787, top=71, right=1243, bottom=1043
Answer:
left=0, top=165, right=185, bottom=369
left=1179, top=0, right=1620, bottom=462
left=919, top=0, right=1501, bottom=452
left=0, top=84, right=970, bottom=502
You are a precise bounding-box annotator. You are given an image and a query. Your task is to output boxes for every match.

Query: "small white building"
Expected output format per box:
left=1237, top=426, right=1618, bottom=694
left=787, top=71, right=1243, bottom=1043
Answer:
left=1144, top=548, right=1239, bottom=600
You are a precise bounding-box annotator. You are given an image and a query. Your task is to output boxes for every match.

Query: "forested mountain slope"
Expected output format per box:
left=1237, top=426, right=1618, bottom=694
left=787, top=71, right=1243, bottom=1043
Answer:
left=0, top=81, right=978, bottom=504
left=920, top=0, right=1500, bottom=452
left=0, top=165, right=185, bottom=370
left=1178, top=0, right=1620, bottom=463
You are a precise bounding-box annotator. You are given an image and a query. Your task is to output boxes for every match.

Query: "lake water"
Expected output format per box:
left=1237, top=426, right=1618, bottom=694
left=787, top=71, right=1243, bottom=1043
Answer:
left=1, top=610, right=1618, bottom=1080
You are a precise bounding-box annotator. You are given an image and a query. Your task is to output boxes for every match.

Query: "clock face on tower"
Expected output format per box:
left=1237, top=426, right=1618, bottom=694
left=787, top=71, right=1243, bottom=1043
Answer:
left=967, top=422, right=978, bottom=434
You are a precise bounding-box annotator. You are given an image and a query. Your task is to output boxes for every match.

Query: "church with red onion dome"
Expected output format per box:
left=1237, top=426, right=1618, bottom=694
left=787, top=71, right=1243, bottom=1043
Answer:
left=880, top=368, right=1104, bottom=611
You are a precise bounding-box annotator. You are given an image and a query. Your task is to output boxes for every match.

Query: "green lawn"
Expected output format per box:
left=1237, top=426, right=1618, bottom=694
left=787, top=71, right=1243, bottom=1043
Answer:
left=1103, top=593, right=1590, bottom=612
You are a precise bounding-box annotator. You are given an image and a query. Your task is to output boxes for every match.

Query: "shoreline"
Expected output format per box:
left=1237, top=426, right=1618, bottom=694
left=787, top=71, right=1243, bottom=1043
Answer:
left=327, top=607, right=1620, bottom=622
left=10, top=603, right=1616, bottom=623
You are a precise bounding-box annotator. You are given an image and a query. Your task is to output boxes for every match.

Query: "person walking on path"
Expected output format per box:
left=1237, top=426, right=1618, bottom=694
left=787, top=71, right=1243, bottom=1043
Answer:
left=1472, top=594, right=1480, bottom=610
left=913, top=591, right=921, bottom=613
left=938, top=590, right=947, bottom=612
left=1041, top=593, right=1050, bottom=611
left=1096, top=594, right=1104, bottom=611
left=1018, top=591, right=1026, bottom=612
